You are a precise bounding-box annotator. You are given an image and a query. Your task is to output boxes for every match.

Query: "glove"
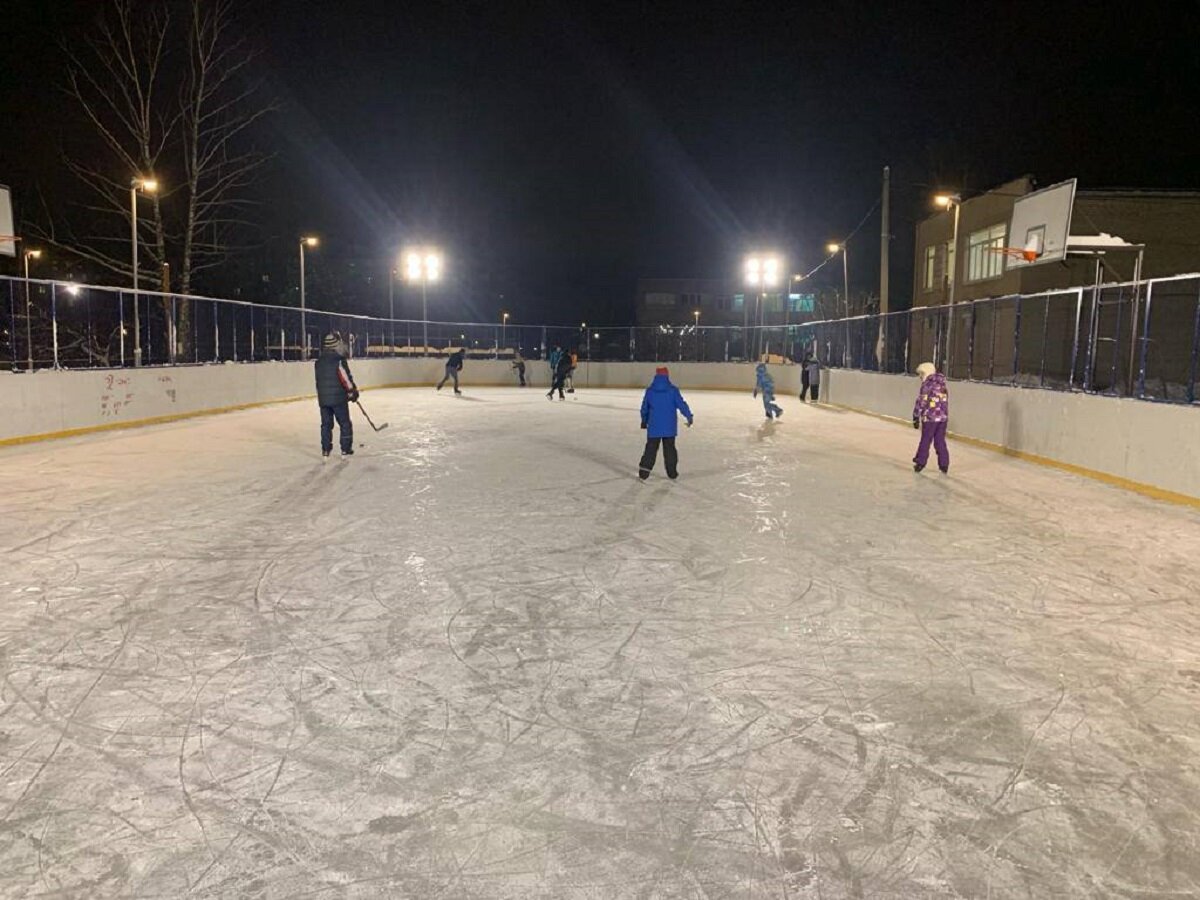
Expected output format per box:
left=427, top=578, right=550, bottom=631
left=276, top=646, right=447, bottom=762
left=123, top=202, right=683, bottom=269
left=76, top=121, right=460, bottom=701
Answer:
left=686, top=418, right=694, bottom=428
left=912, top=417, right=919, bottom=430
left=752, top=389, right=758, bottom=399
left=640, top=420, right=648, bottom=430
left=349, top=388, right=360, bottom=403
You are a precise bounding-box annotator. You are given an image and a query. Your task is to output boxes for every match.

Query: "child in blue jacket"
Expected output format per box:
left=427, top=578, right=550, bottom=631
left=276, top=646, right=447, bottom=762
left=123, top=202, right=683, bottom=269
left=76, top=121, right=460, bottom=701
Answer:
left=753, top=362, right=784, bottom=419
left=639, top=367, right=693, bottom=480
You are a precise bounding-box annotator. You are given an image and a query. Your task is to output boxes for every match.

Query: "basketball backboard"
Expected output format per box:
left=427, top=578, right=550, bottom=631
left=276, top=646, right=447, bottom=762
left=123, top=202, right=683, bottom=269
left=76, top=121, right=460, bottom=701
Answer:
left=0, top=186, right=15, bottom=258
left=1005, top=178, right=1076, bottom=269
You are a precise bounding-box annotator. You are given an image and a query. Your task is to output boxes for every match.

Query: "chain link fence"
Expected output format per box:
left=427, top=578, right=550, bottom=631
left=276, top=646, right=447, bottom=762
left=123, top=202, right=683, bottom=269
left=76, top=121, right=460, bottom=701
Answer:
left=4, top=274, right=1199, bottom=404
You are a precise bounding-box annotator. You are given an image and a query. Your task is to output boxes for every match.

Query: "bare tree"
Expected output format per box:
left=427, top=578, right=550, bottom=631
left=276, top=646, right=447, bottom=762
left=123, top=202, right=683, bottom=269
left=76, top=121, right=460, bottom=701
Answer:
left=32, top=0, right=270, bottom=350
left=38, top=0, right=174, bottom=284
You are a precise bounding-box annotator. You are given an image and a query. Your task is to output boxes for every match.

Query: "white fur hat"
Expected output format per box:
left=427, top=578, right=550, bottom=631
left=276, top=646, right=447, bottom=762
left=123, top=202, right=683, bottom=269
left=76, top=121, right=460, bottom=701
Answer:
left=916, top=362, right=937, bottom=381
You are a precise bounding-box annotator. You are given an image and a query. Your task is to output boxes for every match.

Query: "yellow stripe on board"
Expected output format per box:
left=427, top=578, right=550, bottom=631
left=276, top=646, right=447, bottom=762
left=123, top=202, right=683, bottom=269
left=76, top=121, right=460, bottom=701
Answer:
left=820, top=400, right=1200, bottom=510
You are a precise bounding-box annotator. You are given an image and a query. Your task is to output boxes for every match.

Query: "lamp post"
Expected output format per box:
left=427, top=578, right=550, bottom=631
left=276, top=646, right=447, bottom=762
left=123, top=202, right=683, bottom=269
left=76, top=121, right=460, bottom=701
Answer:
left=933, top=193, right=962, bottom=371
left=827, top=242, right=851, bottom=367
left=298, top=236, right=319, bottom=359
left=130, top=177, right=158, bottom=367
left=404, top=247, right=442, bottom=356
left=23, top=249, right=41, bottom=371
left=388, top=263, right=397, bottom=354
left=744, top=253, right=782, bottom=360
left=693, top=308, right=701, bottom=361
left=502, top=311, right=509, bottom=356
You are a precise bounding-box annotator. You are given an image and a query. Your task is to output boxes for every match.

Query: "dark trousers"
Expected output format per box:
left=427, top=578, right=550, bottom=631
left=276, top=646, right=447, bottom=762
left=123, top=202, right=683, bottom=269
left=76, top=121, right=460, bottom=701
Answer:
left=548, top=374, right=566, bottom=398
left=437, top=366, right=460, bottom=391
left=515, top=364, right=526, bottom=386
left=639, top=437, right=678, bottom=479
left=914, top=420, right=949, bottom=471
left=320, top=402, right=353, bottom=453
left=801, top=374, right=819, bottom=402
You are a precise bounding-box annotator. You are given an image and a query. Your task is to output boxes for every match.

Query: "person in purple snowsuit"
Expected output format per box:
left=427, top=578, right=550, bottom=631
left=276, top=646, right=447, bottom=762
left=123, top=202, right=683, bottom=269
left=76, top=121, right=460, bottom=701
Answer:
left=912, top=361, right=950, bottom=473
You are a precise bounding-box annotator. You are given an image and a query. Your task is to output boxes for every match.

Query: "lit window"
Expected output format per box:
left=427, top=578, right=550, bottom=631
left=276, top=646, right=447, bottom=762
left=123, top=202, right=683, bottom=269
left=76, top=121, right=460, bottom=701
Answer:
left=966, top=224, right=1007, bottom=282
left=923, top=246, right=936, bottom=290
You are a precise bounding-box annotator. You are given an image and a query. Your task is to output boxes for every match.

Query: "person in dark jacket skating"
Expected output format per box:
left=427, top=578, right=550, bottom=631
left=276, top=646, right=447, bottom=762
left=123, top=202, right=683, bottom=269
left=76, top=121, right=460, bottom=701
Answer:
left=639, top=367, right=694, bottom=480
left=800, top=352, right=821, bottom=402
left=547, top=349, right=573, bottom=400
left=437, top=347, right=466, bottom=394
left=314, top=332, right=358, bottom=458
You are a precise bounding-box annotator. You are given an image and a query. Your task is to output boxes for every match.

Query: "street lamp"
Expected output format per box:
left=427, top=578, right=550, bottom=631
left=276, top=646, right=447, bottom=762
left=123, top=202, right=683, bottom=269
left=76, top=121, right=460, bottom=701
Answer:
left=827, top=242, right=850, bottom=319
left=23, top=249, right=42, bottom=371
left=501, top=311, right=509, bottom=356
left=933, top=193, right=962, bottom=371
left=130, top=176, right=158, bottom=367
left=299, top=236, right=319, bottom=358
left=404, top=247, right=442, bottom=356
left=744, top=253, right=782, bottom=360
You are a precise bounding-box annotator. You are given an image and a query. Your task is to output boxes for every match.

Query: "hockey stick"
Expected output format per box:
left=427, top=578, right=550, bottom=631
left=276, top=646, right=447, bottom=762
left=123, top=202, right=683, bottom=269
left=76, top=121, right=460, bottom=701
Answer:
left=354, top=400, right=389, bottom=432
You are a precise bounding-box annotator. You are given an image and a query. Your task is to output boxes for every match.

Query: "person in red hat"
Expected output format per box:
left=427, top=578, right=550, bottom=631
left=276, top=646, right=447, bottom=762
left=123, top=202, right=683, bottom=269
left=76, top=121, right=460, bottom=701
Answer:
left=639, top=366, right=694, bottom=480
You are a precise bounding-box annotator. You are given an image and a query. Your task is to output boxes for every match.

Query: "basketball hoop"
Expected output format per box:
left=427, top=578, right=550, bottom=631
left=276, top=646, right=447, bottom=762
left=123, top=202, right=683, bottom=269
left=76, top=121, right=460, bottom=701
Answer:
left=989, top=246, right=1040, bottom=263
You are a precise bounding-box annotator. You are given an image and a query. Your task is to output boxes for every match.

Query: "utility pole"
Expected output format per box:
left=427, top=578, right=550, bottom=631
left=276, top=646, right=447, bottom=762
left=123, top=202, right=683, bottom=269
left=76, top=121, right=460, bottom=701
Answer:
left=880, top=166, right=890, bottom=316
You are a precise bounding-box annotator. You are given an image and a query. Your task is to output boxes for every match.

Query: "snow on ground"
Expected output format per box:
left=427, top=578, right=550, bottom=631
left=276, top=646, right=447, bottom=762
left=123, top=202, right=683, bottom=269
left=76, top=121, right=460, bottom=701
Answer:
left=1, top=385, right=1198, bottom=899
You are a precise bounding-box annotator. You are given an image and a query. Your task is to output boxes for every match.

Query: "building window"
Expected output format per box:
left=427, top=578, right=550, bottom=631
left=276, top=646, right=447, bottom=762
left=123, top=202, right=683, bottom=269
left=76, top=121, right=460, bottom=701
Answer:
left=645, top=292, right=676, bottom=308
left=966, top=224, right=1007, bottom=282
left=923, top=246, right=936, bottom=290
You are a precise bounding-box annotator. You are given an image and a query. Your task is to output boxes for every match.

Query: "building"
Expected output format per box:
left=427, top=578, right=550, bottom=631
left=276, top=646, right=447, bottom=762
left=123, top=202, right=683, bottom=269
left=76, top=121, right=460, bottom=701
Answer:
left=914, top=176, right=1200, bottom=306
left=634, top=278, right=741, bottom=327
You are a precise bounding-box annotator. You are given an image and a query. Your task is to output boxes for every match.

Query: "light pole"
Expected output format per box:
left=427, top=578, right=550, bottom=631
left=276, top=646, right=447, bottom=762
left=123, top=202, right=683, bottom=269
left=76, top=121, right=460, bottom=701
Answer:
left=934, top=193, right=962, bottom=371
left=501, top=311, right=509, bottom=356
left=23, top=249, right=41, bottom=371
left=388, top=264, right=397, bottom=353
left=828, top=242, right=851, bottom=367
left=693, top=308, right=701, bottom=361
left=744, top=253, right=782, bottom=360
left=299, top=236, right=319, bottom=359
left=404, top=247, right=442, bottom=356
left=130, top=176, right=158, bottom=367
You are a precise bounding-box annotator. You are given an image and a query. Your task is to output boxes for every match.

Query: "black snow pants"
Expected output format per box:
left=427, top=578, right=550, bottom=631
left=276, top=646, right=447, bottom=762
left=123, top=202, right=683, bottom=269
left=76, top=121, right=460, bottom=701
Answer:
left=639, top=437, right=678, bottom=480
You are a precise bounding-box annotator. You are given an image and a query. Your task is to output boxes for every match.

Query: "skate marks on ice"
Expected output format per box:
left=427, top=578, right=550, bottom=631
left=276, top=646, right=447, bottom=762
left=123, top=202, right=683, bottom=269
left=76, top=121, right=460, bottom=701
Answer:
left=1, top=389, right=1199, bottom=896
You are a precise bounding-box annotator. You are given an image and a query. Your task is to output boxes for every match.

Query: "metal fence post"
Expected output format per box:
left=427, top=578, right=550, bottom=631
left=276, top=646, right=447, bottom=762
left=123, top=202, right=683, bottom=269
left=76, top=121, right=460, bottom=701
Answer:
left=966, top=301, right=976, bottom=379
left=1188, top=283, right=1200, bottom=404
left=1011, top=295, right=1022, bottom=383
left=1068, top=288, right=1083, bottom=389
left=250, top=304, right=255, bottom=361
left=213, top=299, right=220, bottom=362
left=6, top=280, right=14, bottom=369
left=1039, top=294, right=1050, bottom=387
left=1135, top=281, right=1153, bottom=398
left=51, top=283, right=59, bottom=369
left=1083, top=281, right=1100, bottom=391
left=629, top=326, right=635, bottom=361
left=119, top=292, right=126, bottom=366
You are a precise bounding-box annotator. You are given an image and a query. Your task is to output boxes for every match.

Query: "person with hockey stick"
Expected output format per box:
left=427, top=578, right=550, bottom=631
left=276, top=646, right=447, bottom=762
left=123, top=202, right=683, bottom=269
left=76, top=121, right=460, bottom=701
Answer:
left=753, top=361, right=784, bottom=419
left=437, top=346, right=466, bottom=394
left=639, top=366, right=693, bottom=480
left=547, top=347, right=574, bottom=400
left=315, top=332, right=359, bottom=459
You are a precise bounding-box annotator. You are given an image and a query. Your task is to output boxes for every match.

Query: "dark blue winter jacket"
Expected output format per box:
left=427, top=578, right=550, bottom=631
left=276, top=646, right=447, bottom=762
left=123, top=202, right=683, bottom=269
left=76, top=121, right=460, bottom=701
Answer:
left=315, top=350, right=357, bottom=407
left=640, top=374, right=693, bottom=438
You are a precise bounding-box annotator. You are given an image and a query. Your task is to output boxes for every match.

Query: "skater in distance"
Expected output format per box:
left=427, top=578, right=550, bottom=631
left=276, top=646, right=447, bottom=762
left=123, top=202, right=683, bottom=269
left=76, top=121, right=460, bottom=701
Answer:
left=639, top=366, right=694, bottom=480
left=314, top=332, right=359, bottom=459
left=437, top=347, right=466, bottom=394
left=800, top=350, right=820, bottom=402
left=547, top=348, right=574, bottom=400
left=912, top=361, right=950, bottom=474
left=753, top=361, right=784, bottom=420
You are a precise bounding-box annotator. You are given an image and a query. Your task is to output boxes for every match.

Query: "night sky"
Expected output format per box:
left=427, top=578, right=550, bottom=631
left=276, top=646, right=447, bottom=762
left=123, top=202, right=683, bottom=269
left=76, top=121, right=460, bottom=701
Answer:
left=3, top=1, right=1198, bottom=323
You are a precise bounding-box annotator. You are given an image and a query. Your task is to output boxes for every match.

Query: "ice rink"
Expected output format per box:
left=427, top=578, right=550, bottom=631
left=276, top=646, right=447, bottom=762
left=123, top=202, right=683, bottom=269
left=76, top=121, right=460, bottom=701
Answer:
left=2, top=384, right=1199, bottom=898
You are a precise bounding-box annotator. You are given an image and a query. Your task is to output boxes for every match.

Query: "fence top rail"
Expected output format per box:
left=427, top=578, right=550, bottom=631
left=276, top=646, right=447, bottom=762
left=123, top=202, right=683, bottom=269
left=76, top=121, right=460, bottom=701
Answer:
left=4, top=270, right=1199, bottom=331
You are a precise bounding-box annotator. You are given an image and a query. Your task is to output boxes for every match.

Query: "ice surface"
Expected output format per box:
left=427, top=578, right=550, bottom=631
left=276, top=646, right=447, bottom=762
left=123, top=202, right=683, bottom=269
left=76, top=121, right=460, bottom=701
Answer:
left=1, top=386, right=1199, bottom=898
